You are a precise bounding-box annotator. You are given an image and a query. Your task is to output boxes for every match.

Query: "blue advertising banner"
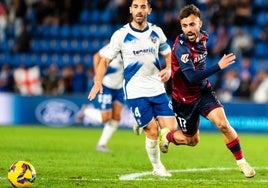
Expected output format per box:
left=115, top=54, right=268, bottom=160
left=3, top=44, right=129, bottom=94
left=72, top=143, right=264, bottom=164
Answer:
left=200, top=102, right=268, bottom=132
left=0, top=93, right=267, bottom=132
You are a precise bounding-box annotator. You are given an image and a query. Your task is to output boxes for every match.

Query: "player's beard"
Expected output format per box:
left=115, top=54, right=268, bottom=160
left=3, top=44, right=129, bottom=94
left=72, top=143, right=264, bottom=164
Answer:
left=186, top=32, right=199, bottom=42
left=133, top=13, right=146, bottom=25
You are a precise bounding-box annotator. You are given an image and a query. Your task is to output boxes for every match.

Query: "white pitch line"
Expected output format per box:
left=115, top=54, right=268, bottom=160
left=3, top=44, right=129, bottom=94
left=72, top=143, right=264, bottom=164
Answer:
left=1, top=167, right=268, bottom=183
left=119, top=167, right=268, bottom=180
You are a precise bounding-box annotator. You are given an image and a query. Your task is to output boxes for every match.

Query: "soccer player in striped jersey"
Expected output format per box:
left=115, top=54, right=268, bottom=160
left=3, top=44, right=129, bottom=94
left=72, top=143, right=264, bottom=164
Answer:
left=88, top=0, right=178, bottom=177
left=159, top=4, right=255, bottom=178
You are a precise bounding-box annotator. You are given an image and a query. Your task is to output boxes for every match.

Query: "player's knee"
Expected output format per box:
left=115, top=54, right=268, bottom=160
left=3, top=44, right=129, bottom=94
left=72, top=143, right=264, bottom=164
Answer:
left=112, top=114, right=121, bottom=122
left=186, top=136, right=199, bottom=146
left=144, top=128, right=158, bottom=140
left=217, top=121, right=230, bottom=134
left=102, top=118, right=109, bottom=123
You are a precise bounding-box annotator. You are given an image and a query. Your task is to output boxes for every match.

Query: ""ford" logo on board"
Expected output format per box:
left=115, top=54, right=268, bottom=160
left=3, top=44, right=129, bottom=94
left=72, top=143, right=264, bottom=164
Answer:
left=35, top=99, right=79, bottom=127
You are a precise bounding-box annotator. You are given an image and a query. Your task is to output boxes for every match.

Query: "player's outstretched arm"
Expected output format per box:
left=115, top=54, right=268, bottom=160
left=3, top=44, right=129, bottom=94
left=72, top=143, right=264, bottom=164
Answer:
left=218, top=53, right=236, bottom=70
left=88, top=57, right=111, bottom=101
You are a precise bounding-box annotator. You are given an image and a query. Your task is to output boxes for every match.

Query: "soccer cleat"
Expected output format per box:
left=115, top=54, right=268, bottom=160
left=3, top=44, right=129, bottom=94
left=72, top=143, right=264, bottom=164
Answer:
left=96, top=145, right=110, bottom=152
left=152, top=168, right=172, bottom=177
left=237, top=161, right=255, bottom=178
left=159, top=128, right=170, bottom=153
left=133, top=122, right=143, bottom=135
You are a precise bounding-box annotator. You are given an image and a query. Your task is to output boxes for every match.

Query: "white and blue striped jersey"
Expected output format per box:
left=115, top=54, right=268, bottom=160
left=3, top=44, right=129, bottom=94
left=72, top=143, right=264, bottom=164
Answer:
left=99, top=45, right=124, bottom=89
left=103, top=22, right=171, bottom=99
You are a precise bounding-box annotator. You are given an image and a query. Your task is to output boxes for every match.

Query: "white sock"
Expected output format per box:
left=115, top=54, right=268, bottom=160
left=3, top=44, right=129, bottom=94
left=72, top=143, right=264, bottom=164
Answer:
left=97, top=120, right=119, bottom=146
left=145, top=137, right=164, bottom=170
left=236, top=158, right=246, bottom=164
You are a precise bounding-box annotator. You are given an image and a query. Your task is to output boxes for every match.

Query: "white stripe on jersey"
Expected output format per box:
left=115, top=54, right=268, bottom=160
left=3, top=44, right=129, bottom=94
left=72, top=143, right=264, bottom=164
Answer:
left=103, top=22, right=171, bottom=99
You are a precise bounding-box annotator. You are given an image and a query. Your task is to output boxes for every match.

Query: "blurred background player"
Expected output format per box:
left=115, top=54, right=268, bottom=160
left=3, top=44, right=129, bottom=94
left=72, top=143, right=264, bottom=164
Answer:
left=88, top=0, right=178, bottom=177
left=159, top=4, right=255, bottom=178
left=85, top=44, right=125, bottom=152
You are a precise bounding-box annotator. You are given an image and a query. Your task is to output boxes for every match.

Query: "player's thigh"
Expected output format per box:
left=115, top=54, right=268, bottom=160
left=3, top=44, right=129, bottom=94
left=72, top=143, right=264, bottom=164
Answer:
left=152, top=93, right=174, bottom=117
left=144, top=119, right=159, bottom=139
left=157, top=116, right=177, bottom=131
left=172, top=98, right=200, bottom=137
left=150, top=94, right=179, bottom=131
left=101, top=110, right=112, bottom=123
left=112, top=101, right=124, bottom=121
left=199, top=91, right=222, bottom=117
left=206, top=107, right=229, bottom=128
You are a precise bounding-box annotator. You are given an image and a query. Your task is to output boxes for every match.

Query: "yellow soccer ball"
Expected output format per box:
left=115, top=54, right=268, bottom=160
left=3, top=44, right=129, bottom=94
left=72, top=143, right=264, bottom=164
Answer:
left=8, top=161, right=36, bottom=188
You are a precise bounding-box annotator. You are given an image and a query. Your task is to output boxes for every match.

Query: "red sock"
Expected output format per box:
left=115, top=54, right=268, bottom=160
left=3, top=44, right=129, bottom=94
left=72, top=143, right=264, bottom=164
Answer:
left=166, top=131, right=180, bottom=145
left=226, top=137, right=243, bottom=160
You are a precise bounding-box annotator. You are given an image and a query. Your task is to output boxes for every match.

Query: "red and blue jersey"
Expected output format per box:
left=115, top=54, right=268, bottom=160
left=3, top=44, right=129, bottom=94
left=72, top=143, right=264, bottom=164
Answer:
left=171, top=31, right=220, bottom=104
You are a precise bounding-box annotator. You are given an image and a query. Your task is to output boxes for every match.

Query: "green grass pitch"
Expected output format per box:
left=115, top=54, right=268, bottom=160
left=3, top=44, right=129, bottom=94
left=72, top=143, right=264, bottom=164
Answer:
left=0, top=125, right=267, bottom=188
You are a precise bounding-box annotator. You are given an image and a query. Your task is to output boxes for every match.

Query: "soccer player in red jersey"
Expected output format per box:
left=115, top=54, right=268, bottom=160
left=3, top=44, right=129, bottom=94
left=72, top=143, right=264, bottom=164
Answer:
left=159, top=4, right=255, bottom=178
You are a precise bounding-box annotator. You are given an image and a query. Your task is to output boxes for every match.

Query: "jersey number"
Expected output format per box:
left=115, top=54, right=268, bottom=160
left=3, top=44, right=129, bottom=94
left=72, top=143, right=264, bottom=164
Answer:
left=134, top=107, right=141, bottom=118
left=177, top=117, right=187, bottom=132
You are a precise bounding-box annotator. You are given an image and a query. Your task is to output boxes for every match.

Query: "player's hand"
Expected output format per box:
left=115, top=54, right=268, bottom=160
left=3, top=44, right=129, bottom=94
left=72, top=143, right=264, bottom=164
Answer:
left=159, top=68, right=171, bottom=82
left=218, top=53, right=236, bottom=70
left=88, top=81, right=103, bottom=101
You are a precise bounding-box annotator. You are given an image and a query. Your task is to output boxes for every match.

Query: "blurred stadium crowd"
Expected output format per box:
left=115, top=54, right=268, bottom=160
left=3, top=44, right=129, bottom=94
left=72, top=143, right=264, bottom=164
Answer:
left=0, top=0, right=267, bottom=103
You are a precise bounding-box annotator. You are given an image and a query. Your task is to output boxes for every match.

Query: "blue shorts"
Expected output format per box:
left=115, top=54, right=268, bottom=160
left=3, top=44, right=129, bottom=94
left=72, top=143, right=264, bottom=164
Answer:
left=172, top=90, right=222, bottom=136
left=127, top=93, right=175, bottom=128
left=95, top=85, right=124, bottom=111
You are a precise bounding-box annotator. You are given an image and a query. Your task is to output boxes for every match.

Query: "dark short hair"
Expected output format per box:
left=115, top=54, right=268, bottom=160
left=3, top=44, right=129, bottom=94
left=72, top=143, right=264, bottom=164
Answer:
left=131, top=0, right=151, bottom=6
left=178, top=4, right=201, bottom=21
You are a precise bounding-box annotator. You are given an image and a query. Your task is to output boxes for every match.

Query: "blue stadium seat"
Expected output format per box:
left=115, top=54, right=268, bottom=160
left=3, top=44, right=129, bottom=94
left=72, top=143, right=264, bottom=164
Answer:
left=38, top=25, right=50, bottom=38
left=0, top=53, right=10, bottom=65
left=95, top=24, right=113, bottom=38
left=101, top=10, right=113, bottom=23
left=49, top=39, right=61, bottom=53
left=82, top=54, right=93, bottom=67
left=49, top=25, right=60, bottom=38
left=5, top=25, right=15, bottom=38
left=29, top=54, right=39, bottom=65
left=39, top=53, right=50, bottom=67
left=71, top=25, right=81, bottom=38
left=88, top=24, right=98, bottom=37
left=72, top=54, right=83, bottom=64
left=256, top=11, right=267, bottom=26
left=70, top=39, right=79, bottom=53
left=253, top=0, right=268, bottom=8
left=80, top=25, right=92, bottom=38
left=60, top=54, right=73, bottom=67
left=31, top=39, right=41, bottom=52
left=60, top=25, right=71, bottom=38
left=0, top=39, right=9, bottom=51
left=79, top=9, right=90, bottom=23
left=254, top=42, right=267, bottom=57
left=88, top=10, right=101, bottom=23
left=59, top=39, right=71, bottom=53
left=250, top=26, right=261, bottom=41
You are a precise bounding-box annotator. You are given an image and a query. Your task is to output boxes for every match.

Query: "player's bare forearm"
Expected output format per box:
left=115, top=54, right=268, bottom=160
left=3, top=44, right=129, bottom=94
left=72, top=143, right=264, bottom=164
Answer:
left=159, top=53, right=172, bottom=82
left=218, top=53, right=236, bottom=70
left=93, top=52, right=101, bottom=73
left=88, top=57, right=110, bottom=100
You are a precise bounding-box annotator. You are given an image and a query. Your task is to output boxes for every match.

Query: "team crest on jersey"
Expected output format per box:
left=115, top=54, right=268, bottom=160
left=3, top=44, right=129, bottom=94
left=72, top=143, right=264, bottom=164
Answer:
left=181, top=54, right=189, bottom=63
left=151, top=36, right=157, bottom=43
